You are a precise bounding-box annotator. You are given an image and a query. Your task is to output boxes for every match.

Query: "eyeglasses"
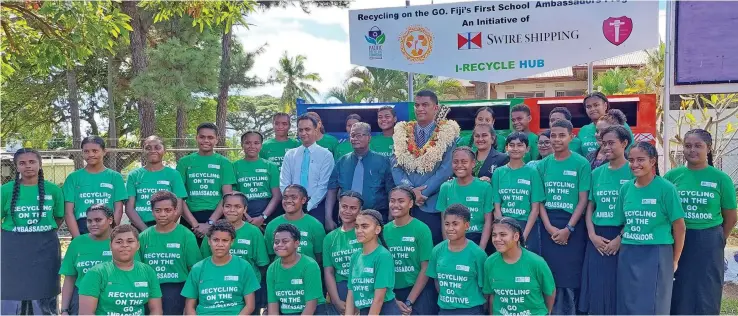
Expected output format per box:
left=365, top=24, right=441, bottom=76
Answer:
left=538, top=140, right=551, bottom=146
left=350, top=133, right=370, bottom=139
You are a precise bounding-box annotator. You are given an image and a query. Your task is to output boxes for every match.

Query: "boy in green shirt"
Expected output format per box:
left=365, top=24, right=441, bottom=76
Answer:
left=260, top=112, right=300, bottom=168
left=139, top=191, right=202, bottom=315
left=264, top=185, right=326, bottom=264
left=176, top=122, right=236, bottom=241
left=509, top=104, right=539, bottom=163
left=370, top=106, right=397, bottom=158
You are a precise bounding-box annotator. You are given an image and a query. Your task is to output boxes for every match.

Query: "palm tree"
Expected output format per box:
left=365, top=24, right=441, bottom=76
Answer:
left=346, top=66, right=407, bottom=102
left=413, top=74, right=465, bottom=100
left=270, top=51, right=321, bottom=113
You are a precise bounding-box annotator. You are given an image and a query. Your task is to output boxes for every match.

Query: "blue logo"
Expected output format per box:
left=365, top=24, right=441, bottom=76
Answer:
left=365, top=26, right=385, bottom=45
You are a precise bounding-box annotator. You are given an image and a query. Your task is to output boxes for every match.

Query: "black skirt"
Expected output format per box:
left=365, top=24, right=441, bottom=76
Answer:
left=671, top=225, right=725, bottom=315
left=519, top=219, right=542, bottom=255
left=617, top=244, right=674, bottom=315
left=0, top=230, right=60, bottom=300
left=579, top=225, right=622, bottom=315
left=540, top=209, right=586, bottom=289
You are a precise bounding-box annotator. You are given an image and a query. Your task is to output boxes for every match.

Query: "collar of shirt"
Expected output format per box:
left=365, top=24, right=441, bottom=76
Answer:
left=416, top=121, right=436, bottom=136
left=352, top=150, right=370, bottom=160
left=302, top=142, right=321, bottom=151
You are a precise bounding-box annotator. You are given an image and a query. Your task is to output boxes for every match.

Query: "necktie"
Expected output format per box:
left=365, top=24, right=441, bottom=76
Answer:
left=351, top=156, right=364, bottom=194
left=417, top=128, right=426, bottom=146
left=300, top=147, right=310, bottom=187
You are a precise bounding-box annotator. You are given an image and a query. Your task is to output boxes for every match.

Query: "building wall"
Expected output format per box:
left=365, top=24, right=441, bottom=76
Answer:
left=492, top=81, right=588, bottom=99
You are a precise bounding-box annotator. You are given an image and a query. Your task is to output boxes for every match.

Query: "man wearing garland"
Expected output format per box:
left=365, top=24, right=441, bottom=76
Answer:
left=391, top=90, right=460, bottom=245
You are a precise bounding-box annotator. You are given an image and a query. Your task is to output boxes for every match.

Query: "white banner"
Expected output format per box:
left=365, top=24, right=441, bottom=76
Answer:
left=349, top=1, right=659, bottom=83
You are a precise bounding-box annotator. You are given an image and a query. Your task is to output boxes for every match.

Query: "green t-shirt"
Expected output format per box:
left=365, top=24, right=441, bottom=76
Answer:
left=233, top=158, right=280, bottom=201
left=348, top=246, right=396, bottom=309
left=78, top=261, right=162, bottom=316
left=483, top=249, right=555, bottom=316
left=260, top=138, right=301, bottom=168
left=266, top=255, right=326, bottom=314
left=590, top=162, right=634, bottom=226
left=181, top=256, right=261, bottom=315
left=138, top=225, right=202, bottom=283
left=63, top=168, right=127, bottom=219
left=322, top=227, right=362, bottom=282
left=536, top=153, right=591, bottom=214
left=59, top=234, right=113, bottom=287
left=176, top=153, right=236, bottom=212
left=264, top=215, right=326, bottom=261
left=427, top=240, right=487, bottom=309
left=615, top=176, right=685, bottom=245
left=369, top=135, right=395, bottom=158
left=200, top=223, right=270, bottom=282
left=522, top=132, right=539, bottom=164
left=570, top=137, right=584, bottom=156
left=664, top=166, right=738, bottom=230
left=316, top=134, right=339, bottom=155
left=578, top=122, right=634, bottom=155
left=334, top=140, right=354, bottom=160
left=384, top=218, right=434, bottom=289
left=1, top=180, right=64, bottom=232
left=126, top=167, right=188, bottom=223
left=436, top=178, right=494, bottom=233
left=492, top=165, right=545, bottom=221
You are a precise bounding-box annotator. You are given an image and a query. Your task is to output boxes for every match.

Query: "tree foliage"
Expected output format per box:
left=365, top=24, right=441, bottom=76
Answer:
left=270, top=51, right=321, bottom=113
left=593, top=67, right=639, bottom=95
left=326, top=67, right=465, bottom=103
left=227, top=95, right=282, bottom=138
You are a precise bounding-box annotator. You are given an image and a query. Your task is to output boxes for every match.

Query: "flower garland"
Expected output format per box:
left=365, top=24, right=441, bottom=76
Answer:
left=393, top=120, right=460, bottom=174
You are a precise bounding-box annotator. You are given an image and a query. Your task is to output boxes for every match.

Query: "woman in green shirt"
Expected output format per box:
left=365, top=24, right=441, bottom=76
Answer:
left=234, top=131, right=282, bottom=227
left=182, top=220, right=261, bottom=315
left=484, top=217, right=556, bottom=315
left=64, top=136, right=127, bottom=237
left=667, top=129, right=737, bottom=315
left=79, top=225, right=163, bottom=315
left=384, top=186, right=437, bottom=315
left=324, top=191, right=364, bottom=314
left=1, top=148, right=64, bottom=315
left=59, top=205, right=115, bottom=315
left=428, top=204, right=487, bottom=314
left=264, top=185, right=326, bottom=263
left=579, top=126, right=631, bottom=315
left=493, top=132, right=545, bottom=255
left=139, top=190, right=202, bottom=315
left=306, top=111, right=339, bottom=155
left=526, top=130, right=553, bottom=169
left=345, top=209, right=400, bottom=315
left=437, top=147, right=494, bottom=252
left=335, top=114, right=362, bottom=159
left=585, top=109, right=629, bottom=170
left=457, top=107, right=496, bottom=150
left=126, top=135, right=188, bottom=230
left=536, top=120, right=591, bottom=315
left=615, top=142, right=686, bottom=314
left=267, top=223, right=328, bottom=315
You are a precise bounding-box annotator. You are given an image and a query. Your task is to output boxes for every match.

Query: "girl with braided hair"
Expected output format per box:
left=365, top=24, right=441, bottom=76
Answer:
left=666, top=129, right=737, bottom=315
left=345, top=209, right=400, bottom=315
left=1, top=148, right=65, bottom=315
left=586, top=109, right=632, bottom=170
left=578, top=92, right=635, bottom=155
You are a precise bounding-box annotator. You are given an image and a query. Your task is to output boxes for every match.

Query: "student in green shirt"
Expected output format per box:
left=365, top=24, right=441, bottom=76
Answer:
left=200, top=192, right=270, bottom=313
left=493, top=132, right=545, bottom=255
left=306, top=111, right=339, bottom=155
left=261, top=112, right=301, bottom=169
left=126, top=135, right=188, bottom=230
left=667, top=129, right=737, bottom=315
left=264, top=185, right=326, bottom=263
left=182, top=220, right=261, bottom=315
left=536, top=119, right=591, bottom=315
left=579, top=92, right=635, bottom=155
left=428, top=204, right=487, bottom=314
left=615, top=141, right=686, bottom=315
left=580, top=126, right=632, bottom=315
left=335, top=113, right=362, bottom=160
left=345, top=209, right=400, bottom=315
left=457, top=107, right=499, bottom=151
left=324, top=191, right=364, bottom=314
left=549, top=107, right=583, bottom=156
left=384, top=186, right=437, bottom=315
left=472, top=124, right=509, bottom=181
left=369, top=106, right=397, bottom=158
left=437, top=147, right=493, bottom=252
left=59, top=205, right=115, bottom=315
left=526, top=130, right=553, bottom=169
left=1, top=148, right=65, bottom=315
left=79, top=225, right=163, bottom=315
left=233, top=131, right=282, bottom=227
left=484, top=217, right=555, bottom=315
left=267, top=223, right=328, bottom=315
left=64, top=136, right=127, bottom=237
left=139, top=190, right=202, bottom=315
left=510, top=104, right=539, bottom=163
left=586, top=109, right=631, bottom=170
left=176, top=123, right=236, bottom=242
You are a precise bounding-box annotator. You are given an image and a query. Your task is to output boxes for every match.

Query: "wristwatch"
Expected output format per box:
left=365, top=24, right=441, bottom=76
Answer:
left=404, top=300, right=413, bottom=308
left=207, top=220, right=215, bottom=225
left=262, top=214, right=269, bottom=220
left=565, top=224, right=575, bottom=232
left=60, top=308, right=70, bottom=314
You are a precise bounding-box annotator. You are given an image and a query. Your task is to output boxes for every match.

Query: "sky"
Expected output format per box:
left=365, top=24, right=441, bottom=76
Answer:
left=234, top=0, right=667, bottom=102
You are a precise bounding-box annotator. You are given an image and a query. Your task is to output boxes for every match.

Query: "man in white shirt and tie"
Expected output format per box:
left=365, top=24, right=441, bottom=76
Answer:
left=280, top=114, right=334, bottom=227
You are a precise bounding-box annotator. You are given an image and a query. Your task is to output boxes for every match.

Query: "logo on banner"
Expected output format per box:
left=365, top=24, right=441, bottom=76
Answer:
left=602, top=16, right=633, bottom=46
left=365, top=26, right=385, bottom=60
left=399, top=25, right=433, bottom=63
left=457, top=32, right=482, bottom=50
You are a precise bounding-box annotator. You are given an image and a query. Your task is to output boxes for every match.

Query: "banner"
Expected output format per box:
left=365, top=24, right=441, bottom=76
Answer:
left=349, top=1, right=658, bottom=83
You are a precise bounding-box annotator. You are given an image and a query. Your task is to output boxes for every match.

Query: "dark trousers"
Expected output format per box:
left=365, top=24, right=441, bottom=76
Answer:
left=438, top=304, right=485, bottom=315
left=181, top=210, right=214, bottom=245
left=145, top=282, right=185, bottom=315
left=413, top=209, right=442, bottom=245
left=394, top=281, right=439, bottom=315
left=306, top=199, right=328, bottom=228
left=1, top=298, right=57, bottom=315
left=359, top=301, right=401, bottom=315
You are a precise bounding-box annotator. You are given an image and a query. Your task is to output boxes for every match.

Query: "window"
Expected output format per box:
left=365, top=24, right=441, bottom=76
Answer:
left=506, top=91, right=545, bottom=98
left=555, top=90, right=586, bottom=97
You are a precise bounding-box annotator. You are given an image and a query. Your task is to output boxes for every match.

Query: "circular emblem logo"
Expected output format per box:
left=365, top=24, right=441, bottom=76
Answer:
left=399, top=25, right=433, bottom=63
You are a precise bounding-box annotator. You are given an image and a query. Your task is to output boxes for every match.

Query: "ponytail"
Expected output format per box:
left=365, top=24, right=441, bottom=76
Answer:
left=707, top=152, right=714, bottom=167
left=9, top=172, right=20, bottom=227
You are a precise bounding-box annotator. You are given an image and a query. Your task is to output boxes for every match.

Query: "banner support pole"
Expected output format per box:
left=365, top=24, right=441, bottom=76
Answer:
left=406, top=0, right=414, bottom=102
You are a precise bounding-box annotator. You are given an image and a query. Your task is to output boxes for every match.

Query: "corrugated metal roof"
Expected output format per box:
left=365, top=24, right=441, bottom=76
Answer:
left=527, top=67, right=574, bottom=78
